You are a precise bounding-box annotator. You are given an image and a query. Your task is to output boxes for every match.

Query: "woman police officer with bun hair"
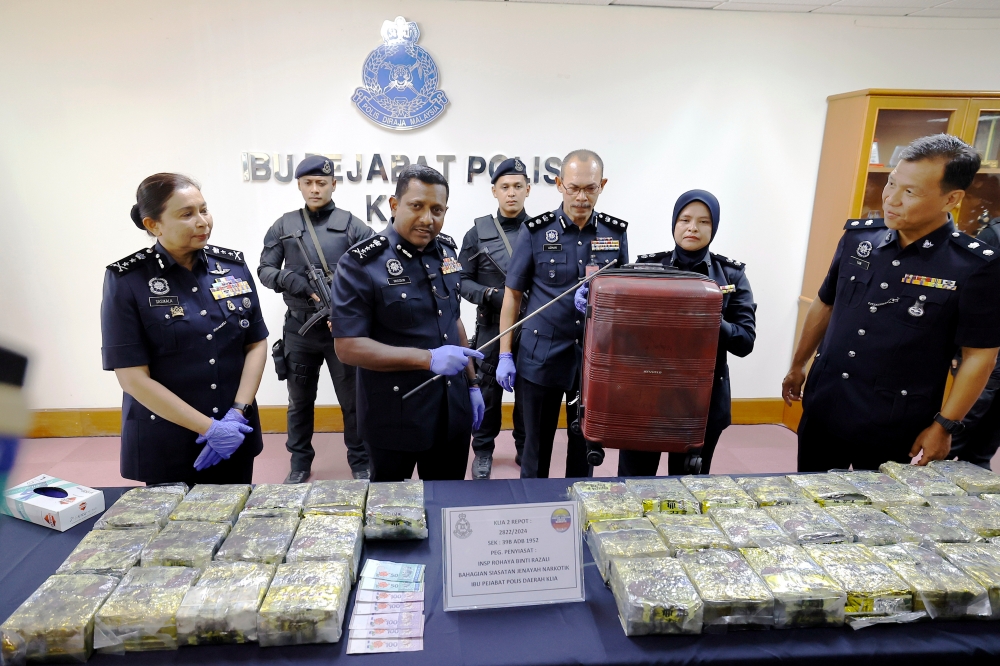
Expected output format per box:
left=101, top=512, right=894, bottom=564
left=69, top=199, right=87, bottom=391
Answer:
left=101, top=173, right=269, bottom=485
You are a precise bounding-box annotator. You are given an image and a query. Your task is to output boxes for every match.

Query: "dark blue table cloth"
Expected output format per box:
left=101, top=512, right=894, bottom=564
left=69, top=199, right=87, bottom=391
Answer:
left=3, top=479, right=1000, bottom=665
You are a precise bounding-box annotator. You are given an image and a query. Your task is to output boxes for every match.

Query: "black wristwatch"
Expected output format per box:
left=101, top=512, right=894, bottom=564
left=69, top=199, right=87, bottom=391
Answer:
left=468, top=377, right=481, bottom=388
left=232, top=401, right=254, bottom=417
left=933, top=412, right=965, bottom=436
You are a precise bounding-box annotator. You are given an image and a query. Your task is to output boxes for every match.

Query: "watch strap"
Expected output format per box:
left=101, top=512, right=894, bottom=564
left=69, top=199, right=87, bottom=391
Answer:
left=934, top=412, right=965, bottom=435
left=232, top=402, right=253, bottom=415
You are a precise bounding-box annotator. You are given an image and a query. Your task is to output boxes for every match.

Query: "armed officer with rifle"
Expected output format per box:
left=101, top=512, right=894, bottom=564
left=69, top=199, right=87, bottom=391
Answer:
left=259, top=155, right=374, bottom=483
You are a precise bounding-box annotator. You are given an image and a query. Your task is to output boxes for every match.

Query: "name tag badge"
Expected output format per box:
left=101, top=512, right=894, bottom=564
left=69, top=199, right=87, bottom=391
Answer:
left=148, top=296, right=180, bottom=307
left=542, top=244, right=562, bottom=252
left=387, top=277, right=411, bottom=286
left=210, top=275, right=252, bottom=300
left=591, top=238, right=620, bottom=252
left=849, top=256, right=870, bottom=270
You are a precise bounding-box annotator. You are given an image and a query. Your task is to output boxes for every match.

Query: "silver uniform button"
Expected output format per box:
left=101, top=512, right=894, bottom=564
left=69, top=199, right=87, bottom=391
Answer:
left=842, top=373, right=849, bottom=379
left=578, top=241, right=582, bottom=245
left=858, top=329, right=865, bottom=336
left=848, top=351, right=856, bottom=357
left=578, top=259, right=583, bottom=264
left=192, top=287, right=198, bottom=292
left=211, top=384, right=217, bottom=389
left=164, top=314, right=170, bottom=319
left=919, top=295, right=927, bottom=302
left=150, top=415, right=156, bottom=420
left=200, top=310, right=207, bottom=316
left=880, top=282, right=888, bottom=289
left=850, top=276, right=855, bottom=282
left=209, top=358, right=216, bottom=365
left=443, top=334, right=448, bottom=340
left=212, top=407, right=219, bottom=414
left=533, top=330, right=537, bottom=334
left=576, top=320, right=581, bottom=325
left=892, top=260, right=900, bottom=267
left=550, top=258, right=555, bottom=264
left=437, top=310, right=442, bottom=316
left=901, top=390, right=908, bottom=396
left=401, top=293, right=407, bottom=299
left=393, top=386, right=399, bottom=392
left=206, top=334, right=213, bottom=340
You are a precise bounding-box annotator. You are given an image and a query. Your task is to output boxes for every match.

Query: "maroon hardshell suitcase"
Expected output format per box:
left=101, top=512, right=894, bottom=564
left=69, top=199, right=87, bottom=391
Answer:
left=579, top=266, right=723, bottom=453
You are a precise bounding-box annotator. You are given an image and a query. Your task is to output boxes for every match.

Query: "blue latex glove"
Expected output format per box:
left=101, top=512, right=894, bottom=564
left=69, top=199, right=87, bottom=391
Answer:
left=195, top=418, right=253, bottom=460
left=193, top=444, right=224, bottom=471
left=497, top=352, right=516, bottom=393
left=221, top=407, right=249, bottom=425
left=574, top=284, right=589, bottom=314
left=470, top=387, right=485, bottom=431
left=429, top=345, right=484, bottom=376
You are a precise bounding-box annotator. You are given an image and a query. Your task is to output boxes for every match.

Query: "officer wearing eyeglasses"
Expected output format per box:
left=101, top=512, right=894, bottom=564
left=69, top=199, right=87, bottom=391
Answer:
left=498, top=149, right=629, bottom=478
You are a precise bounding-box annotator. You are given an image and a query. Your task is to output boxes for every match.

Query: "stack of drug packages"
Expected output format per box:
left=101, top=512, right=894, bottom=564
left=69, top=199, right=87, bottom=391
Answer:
left=572, top=462, right=1000, bottom=637
left=1, top=479, right=428, bottom=663
left=347, top=560, right=426, bottom=654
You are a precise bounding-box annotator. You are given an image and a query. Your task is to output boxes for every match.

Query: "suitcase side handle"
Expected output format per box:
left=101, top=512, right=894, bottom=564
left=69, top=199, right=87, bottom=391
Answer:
left=603, top=264, right=717, bottom=283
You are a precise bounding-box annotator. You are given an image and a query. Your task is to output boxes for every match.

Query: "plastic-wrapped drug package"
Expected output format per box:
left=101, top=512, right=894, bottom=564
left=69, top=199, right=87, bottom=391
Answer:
left=983, top=494, right=1000, bottom=507
left=364, top=481, right=427, bottom=539
left=677, top=549, right=774, bottom=630
left=624, top=478, right=700, bottom=515
left=169, top=484, right=251, bottom=525
left=680, top=476, right=757, bottom=513
left=709, top=508, right=794, bottom=549
left=215, top=512, right=300, bottom=565
left=785, top=474, right=870, bottom=507
left=569, top=481, right=643, bottom=530
left=740, top=545, right=846, bottom=628
left=928, top=460, right=1000, bottom=495
left=803, top=544, right=912, bottom=617
left=648, top=514, right=733, bottom=555
left=94, top=487, right=186, bottom=531
left=879, top=461, right=966, bottom=498
left=0, top=574, right=118, bottom=665
left=936, top=543, right=1000, bottom=619
left=883, top=505, right=982, bottom=544
left=585, top=518, right=669, bottom=582
left=825, top=506, right=920, bottom=547
left=764, top=504, right=852, bottom=546
left=608, top=556, right=704, bottom=635
left=928, top=496, right=1000, bottom=538
left=871, top=543, right=991, bottom=619
left=243, top=484, right=309, bottom=517
left=93, top=566, right=199, bottom=653
left=285, top=515, right=364, bottom=582
left=303, top=480, right=369, bottom=517
left=176, top=561, right=276, bottom=645
left=833, top=471, right=927, bottom=510
left=55, top=527, right=158, bottom=577
left=736, top=476, right=811, bottom=507
left=140, top=521, right=230, bottom=568
left=257, top=561, right=351, bottom=647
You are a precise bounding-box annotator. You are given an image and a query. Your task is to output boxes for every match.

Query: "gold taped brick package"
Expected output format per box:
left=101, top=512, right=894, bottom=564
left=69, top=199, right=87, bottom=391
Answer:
left=94, top=485, right=186, bottom=531
left=935, top=543, right=1000, bottom=619
left=242, top=483, right=310, bottom=517
left=928, top=460, right=1000, bottom=496
left=285, top=514, right=365, bottom=582
left=708, top=508, right=795, bottom=549
left=363, top=481, right=427, bottom=539
left=883, top=505, right=982, bottom=543
left=570, top=481, right=644, bottom=530
left=824, top=506, right=921, bottom=547
left=680, top=475, right=757, bottom=513
left=256, top=561, right=351, bottom=647
left=214, top=512, right=300, bottom=565
left=678, top=548, right=774, bottom=629
left=786, top=474, right=870, bottom=507
left=303, top=479, right=369, bottom=517
left=647, top=513, right=733, bottom=555
left=833, top=471, right=928, bottom=510
left=764, top=504, right=853, bottom=545
left=176, top=561, right=276, bottom=645
left=140, top=521, right=230, bottom=568
left=879, top=461, right=967, bottom=498
left=623, top=478, right=700, bottom=515
left=803, top=544, right=912, bottom=616
left=871, top=543, right=991, bottom=619
left=929, top=496, right=1000, bottom=538
left=93, top=566, right=200, bottom=653
left=1, top=575, right=118, bottom=665
left=169, top=484, right=251, bottom=525
left=585, top=518, right=670, bottom=582
left=736, top=476, right=811, bottom=507
left=740, top=545, right=846, bottom=628
left=609, top=556, right=704, bottom=635
left=55, top=527, right=158, bottom=577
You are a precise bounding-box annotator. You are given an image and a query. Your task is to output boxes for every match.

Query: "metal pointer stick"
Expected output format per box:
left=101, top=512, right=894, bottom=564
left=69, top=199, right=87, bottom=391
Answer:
left=402, top=259, right=618, bottom=400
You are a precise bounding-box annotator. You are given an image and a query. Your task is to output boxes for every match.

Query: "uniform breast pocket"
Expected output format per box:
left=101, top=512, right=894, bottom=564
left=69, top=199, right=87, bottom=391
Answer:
left=144, top=314, right=193, bottom=354
left=537, top=254, right=567, bottom=285
left=895, top=285, right=951, bottom=329
left=836, top=268, right=873, bottom=308
left=380, top=285, right=420, bottom=329
left=521, top=325, right=552, bottom=364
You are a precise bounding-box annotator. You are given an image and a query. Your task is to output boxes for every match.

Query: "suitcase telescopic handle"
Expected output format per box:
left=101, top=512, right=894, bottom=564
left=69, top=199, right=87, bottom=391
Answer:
left=401, top=260, right=619, bottom=401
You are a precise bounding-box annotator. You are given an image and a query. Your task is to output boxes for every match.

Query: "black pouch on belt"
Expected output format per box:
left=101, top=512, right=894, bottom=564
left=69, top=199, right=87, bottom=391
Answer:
left=271, top=338, right=288, bottom=381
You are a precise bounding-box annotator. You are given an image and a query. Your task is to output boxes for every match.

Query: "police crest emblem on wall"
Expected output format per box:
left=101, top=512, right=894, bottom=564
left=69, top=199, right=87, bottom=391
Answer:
left=352, top=17, right=449, bottom=131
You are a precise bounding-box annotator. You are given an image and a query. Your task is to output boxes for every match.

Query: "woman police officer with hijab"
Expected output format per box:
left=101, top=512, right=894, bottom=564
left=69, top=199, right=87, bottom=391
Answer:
left=101, top=173, right=269, bottom=485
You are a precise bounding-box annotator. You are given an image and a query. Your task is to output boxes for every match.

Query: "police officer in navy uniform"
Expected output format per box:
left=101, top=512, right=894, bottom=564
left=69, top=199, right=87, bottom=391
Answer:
left=499, top=150, right=629, bottom=479
left=259, top=155, right=374, bottom=483
left=458, top=157, right=529, bottom=479
left=783, top=135, right=1000, bottom=471
left=330, top=165, right=486, bottom=482
left=102, top=173, right=269, bottom=485
left=611, top=189, right=756, bottom=476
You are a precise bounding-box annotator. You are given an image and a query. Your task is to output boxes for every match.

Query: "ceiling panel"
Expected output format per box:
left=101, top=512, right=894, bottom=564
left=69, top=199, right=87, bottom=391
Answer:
left=611, top=0, right=724, bottom=7
left=814, top=5, right=925, bottom=12
left=713, top=2, right=825, bottom=10
left=911, top=7, right=1000, bottom=15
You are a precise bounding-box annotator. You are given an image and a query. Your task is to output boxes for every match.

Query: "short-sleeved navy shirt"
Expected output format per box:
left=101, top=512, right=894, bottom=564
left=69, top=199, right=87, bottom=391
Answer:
left=506, top=206, right=629, bottom=391
left=101, top=242, right=268, bottom=482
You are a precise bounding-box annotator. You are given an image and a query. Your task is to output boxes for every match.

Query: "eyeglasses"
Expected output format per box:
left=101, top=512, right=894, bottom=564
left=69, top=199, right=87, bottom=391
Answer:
left=561, top=183, right=602, bottom=195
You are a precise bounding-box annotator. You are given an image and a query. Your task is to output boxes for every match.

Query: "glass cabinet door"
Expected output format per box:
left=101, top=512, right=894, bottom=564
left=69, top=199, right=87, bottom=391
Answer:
left=959, top=103, right=1000, bottom=234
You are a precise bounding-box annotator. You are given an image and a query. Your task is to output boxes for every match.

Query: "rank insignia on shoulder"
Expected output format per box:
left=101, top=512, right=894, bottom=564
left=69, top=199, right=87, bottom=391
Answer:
left=349, top=235, right=389, bottom=264
left=437, top=233, right=457, bottom=249
left=902, top=274, right=957, bottom=291
left=526, top=212, right=556, bottom=231
left=845, top=218, right=885, bottom=230
left=950, top=231, right=997, bottom=260
left=596, top=212, right=628, bottom=230
left=108, top=248, right=154, bottom=275
left=441, top=257, right=462, bottom=275
left=720, top=285, right=736, bottom=294
left=204, top=246, right=245, bottom=263
left=636, top=252, right=666, bottom=263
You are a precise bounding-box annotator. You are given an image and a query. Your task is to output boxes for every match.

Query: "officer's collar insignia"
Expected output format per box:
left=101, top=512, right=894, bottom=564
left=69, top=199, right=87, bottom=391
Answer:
left=856, top=241, right=873, bottom=258
left=108, top=248, right=154, bottom=275
left=394, top=243, right=414, bottom=259
left=204, top=246, right=245, bottom=264
left=386, top=258, right=404, bottom=276
left=923, top=240, right=934, bottom=249
left=352, top=16, right=449, bottom=130
left=437, top=232, right=457, bottom=249
left=349, top=235, right=389, bottom=264
left=545, top=229, right=559, bottom=243
left=525, top=212, right=555, bottom=231
left=148, top=277, right=170, bottom=296
left=902, top=274, right=957, bottom=291
left=209, top=261, right=230, bottom=275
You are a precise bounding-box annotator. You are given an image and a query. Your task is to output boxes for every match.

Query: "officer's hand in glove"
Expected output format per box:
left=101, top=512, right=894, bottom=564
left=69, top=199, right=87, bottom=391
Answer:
left=284, top=273, right=314, bottom=299
left=574, top=284, right=589, bottom=314
left=470, top=387, right=485, bottom=431
left=489, top=287, right=505, bottom=311
left=193, top=444, right=224, bottom=471
left=497, top=352, right=516, bottom=392
left=221, top=407, right=248, bottom=425
left=429, top=345, right=484, bottom=376
left=195, top=418, right=253, bottom=462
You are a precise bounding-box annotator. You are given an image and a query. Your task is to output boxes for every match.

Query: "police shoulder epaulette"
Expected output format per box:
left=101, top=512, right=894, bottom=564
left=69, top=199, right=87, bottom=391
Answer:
left=204, top=245, right=246, bottom=263
left=596, top=212, right=628, bottom=230
left=437, top=232, right=457, bottom=249
left=844, top=218, right=886, bottom=230
left=950, top=230, right=997, bottom=261
left=714, top=253, right=745, bottom=269
left=107, top=247, right=155, bottom=275
left=348, top=235, right=390, bottom=264
left=525, top=211, right=557, bottom=232
left=636, top=252, right=667, bottom=263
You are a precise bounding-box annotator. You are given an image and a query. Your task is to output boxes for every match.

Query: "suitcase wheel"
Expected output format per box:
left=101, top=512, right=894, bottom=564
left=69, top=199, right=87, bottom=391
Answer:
left=586, top=442, right=605, bottom=467
left=684, top=454, right=703, bottom=475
